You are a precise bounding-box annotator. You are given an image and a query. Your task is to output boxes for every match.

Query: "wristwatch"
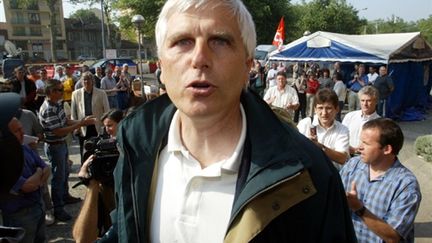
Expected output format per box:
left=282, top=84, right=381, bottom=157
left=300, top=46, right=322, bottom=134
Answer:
left=354, top=205, right=366, bottom=217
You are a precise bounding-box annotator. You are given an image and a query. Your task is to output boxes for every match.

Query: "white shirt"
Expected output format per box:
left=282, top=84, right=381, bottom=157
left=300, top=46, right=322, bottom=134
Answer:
left=367, top=72, right=379, bottom=84
left=263, top=85, right=299, bottom=117
left=297, top=115, right=350, bottom=170
left=266, top=69, right=278, bottom=87
left=150, top=106, right=247, bottom=243
left=342, top=110, right=380, bottom=148
left=19, top=80, right=26, bottom=98
left=333, top=80, right=347, bottom=102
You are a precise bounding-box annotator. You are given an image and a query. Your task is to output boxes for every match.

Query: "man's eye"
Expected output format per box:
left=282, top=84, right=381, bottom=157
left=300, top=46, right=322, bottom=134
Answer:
left=175, top=39, right=193, bottom=47
left=210, top=37, right=230, bottom=47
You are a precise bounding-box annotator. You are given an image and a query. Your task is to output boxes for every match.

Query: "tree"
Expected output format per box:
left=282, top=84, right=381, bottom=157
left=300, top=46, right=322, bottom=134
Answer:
left=417, top=16, right=432, bottom=44
left=370, top=16, right=418, bottom=34
left=293, top=0, right=366, bottom=37
left=70, top=9, right=101, bottom=24
left=70, top=0, right=120, bottom=49
left=242, top=0, right=293, bottom=44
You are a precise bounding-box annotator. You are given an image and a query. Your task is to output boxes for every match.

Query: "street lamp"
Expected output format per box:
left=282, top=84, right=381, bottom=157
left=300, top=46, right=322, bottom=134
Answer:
left=101, top=0, right=106, bottom=58
left=132, top=14, right=145, bottom=95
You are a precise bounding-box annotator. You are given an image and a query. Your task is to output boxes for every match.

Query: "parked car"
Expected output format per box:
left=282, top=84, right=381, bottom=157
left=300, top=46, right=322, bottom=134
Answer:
left=89, top=58, right=138, bottom=76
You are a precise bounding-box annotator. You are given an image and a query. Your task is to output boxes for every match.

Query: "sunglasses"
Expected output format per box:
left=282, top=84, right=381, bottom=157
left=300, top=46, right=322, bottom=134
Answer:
left=54, top=88, right=64, bottom=92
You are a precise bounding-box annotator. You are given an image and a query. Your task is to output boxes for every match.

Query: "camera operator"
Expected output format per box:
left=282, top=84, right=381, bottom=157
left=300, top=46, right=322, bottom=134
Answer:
left=73, top=109, right=124, bottom=243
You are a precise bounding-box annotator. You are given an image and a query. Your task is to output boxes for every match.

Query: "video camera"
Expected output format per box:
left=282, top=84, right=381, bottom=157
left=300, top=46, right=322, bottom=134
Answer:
left=83, top=135, right=119, bottom=185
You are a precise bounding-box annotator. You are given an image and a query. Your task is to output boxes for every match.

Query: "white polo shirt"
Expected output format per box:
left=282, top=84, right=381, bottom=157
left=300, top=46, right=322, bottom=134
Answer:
left=263, top=85, right=299, bottom=117
left=297, top=115, right=350, bottom=170
left=342, top=110, right=380, bottom=148
left=150, top=106, right=246, bottom=243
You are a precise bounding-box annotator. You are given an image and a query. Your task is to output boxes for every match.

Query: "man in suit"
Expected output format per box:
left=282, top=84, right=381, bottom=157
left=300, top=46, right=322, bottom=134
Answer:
left=71, top=71, right=110, bottom=163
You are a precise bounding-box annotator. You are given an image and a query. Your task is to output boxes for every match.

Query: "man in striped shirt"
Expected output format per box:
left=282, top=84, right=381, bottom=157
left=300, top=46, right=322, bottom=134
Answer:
left=39, top=79, right=95, bottom=221
left=340, top=118, right=421, bottom=243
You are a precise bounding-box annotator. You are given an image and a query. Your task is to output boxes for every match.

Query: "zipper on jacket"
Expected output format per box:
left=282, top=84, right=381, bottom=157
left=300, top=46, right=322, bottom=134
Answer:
left=124, top=147, right=142, bottom=242
left=227, top=171, right=302, bottom=231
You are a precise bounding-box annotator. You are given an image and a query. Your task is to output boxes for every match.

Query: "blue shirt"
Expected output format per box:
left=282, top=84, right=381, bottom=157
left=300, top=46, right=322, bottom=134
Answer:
left=0, top=145, right=47, bottom=214
left=339, top=157, right=421, bottom=243
left=348, top=74, right=368, bottom=92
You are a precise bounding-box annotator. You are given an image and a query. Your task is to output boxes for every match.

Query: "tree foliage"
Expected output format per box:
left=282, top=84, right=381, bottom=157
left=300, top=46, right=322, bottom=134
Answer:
left=69, top=9, right=100, bottom=24
left=242, top=0, right=293, bottom=44
left=293, top=0, right=366, bottom=38
left=67, top=0, right=432, bottom=49
left=366, top=16, right=418, bottom=34
left=417, top=16, right=432, bottom=44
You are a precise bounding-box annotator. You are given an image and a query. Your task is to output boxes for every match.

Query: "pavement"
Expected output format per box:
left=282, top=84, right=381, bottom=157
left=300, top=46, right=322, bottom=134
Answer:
left=396, top=114, right=432, bottom=242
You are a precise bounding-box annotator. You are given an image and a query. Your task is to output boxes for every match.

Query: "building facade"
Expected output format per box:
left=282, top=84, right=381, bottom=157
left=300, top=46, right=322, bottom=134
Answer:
left=1, top=0, right=67, bottom=62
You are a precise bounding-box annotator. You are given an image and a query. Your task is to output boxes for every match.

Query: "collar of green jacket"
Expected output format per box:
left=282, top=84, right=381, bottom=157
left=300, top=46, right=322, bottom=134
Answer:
left=113, top=89, right=322, bottom=241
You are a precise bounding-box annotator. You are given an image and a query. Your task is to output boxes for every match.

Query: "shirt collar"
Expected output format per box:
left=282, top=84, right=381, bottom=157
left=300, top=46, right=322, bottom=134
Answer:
left=361, top=111, right=379, bottom=120
left=167, top=105, right=246, bottom=173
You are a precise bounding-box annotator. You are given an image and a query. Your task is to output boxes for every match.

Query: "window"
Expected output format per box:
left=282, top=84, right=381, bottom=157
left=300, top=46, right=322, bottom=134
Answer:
left=56, top=41, right=63, bottom=50
left=28, top=13, right=40, bottom=24
left=15, top=41, right=28, bottom=51
left=14, top=12, right=25, bottom=24
left=12, top=27, right=26, bottom=36
left=55, top=26, right=62, bottom=37
left=30, top=27, right=42, bottom=36
left=32, top=43, right=43, bottom=52
left=9, top=0, right=19, bottom=9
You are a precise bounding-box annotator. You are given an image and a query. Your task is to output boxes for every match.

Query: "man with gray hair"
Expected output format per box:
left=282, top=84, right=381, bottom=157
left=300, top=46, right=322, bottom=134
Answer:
left=97, top=0, right=356, bottom=242
left=342, top=85, right=380, bottom=155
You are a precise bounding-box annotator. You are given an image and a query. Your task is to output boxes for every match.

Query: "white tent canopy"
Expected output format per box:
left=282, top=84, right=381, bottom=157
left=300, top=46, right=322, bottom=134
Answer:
left=269, top=31, right=432, bottom=64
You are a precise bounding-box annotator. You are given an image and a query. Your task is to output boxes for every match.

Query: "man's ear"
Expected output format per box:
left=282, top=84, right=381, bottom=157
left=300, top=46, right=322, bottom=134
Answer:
left=383, top=144, right=393, bottom=155
left=246, top=58, right=253, bottom=70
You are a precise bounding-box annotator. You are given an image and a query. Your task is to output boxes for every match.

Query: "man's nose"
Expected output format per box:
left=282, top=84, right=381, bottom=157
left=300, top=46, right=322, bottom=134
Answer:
left=191, top=41, right=210, bottom=69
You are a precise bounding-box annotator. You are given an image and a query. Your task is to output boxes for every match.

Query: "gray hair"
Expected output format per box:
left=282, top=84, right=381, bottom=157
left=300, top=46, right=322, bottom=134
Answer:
left=358, top=85, right=379, bottom=100
left=155, top=0, right=256, bottom=59
left=80, top=71, right=94, bottom=83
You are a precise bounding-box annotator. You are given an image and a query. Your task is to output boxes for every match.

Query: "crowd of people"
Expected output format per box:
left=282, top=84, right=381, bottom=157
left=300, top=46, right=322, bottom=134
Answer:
left=0, top=0, right=423, bottom=242
left=250, top=60, right=395, bottom=120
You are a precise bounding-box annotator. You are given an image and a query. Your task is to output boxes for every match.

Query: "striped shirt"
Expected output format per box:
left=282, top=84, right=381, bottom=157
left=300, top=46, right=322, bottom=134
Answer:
left=339, top=157, right=422, bottom=243
left=38, top=100, right=67, bottom=142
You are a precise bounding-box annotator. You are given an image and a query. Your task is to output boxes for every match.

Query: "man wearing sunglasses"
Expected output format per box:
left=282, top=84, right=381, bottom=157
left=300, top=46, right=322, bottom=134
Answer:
left=38, top=79, right=96, bottom=222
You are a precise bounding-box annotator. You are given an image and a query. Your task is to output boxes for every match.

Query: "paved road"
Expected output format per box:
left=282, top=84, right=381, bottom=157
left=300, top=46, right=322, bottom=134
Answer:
left=42, top=86, right=432, bottom=241
left=397, top=114, right=432, bottom=242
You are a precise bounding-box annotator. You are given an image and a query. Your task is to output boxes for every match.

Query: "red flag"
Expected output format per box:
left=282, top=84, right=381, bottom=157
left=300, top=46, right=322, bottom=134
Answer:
left=272, top=17, right=285, bottom=49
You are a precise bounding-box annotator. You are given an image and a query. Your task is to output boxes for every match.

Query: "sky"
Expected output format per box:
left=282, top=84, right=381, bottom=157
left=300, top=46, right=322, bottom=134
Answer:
left=0, top=0, right=431, bottom=23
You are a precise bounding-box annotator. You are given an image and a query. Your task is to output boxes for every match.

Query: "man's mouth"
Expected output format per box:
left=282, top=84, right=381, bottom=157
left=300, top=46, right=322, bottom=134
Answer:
left=190, top=82, right=211, bottom=89
left=187, top=81, right=215, bottom=96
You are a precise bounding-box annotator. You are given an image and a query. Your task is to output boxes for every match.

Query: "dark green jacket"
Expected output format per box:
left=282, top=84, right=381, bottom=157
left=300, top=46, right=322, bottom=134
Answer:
left=100, top=90, right=357, bottom=242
